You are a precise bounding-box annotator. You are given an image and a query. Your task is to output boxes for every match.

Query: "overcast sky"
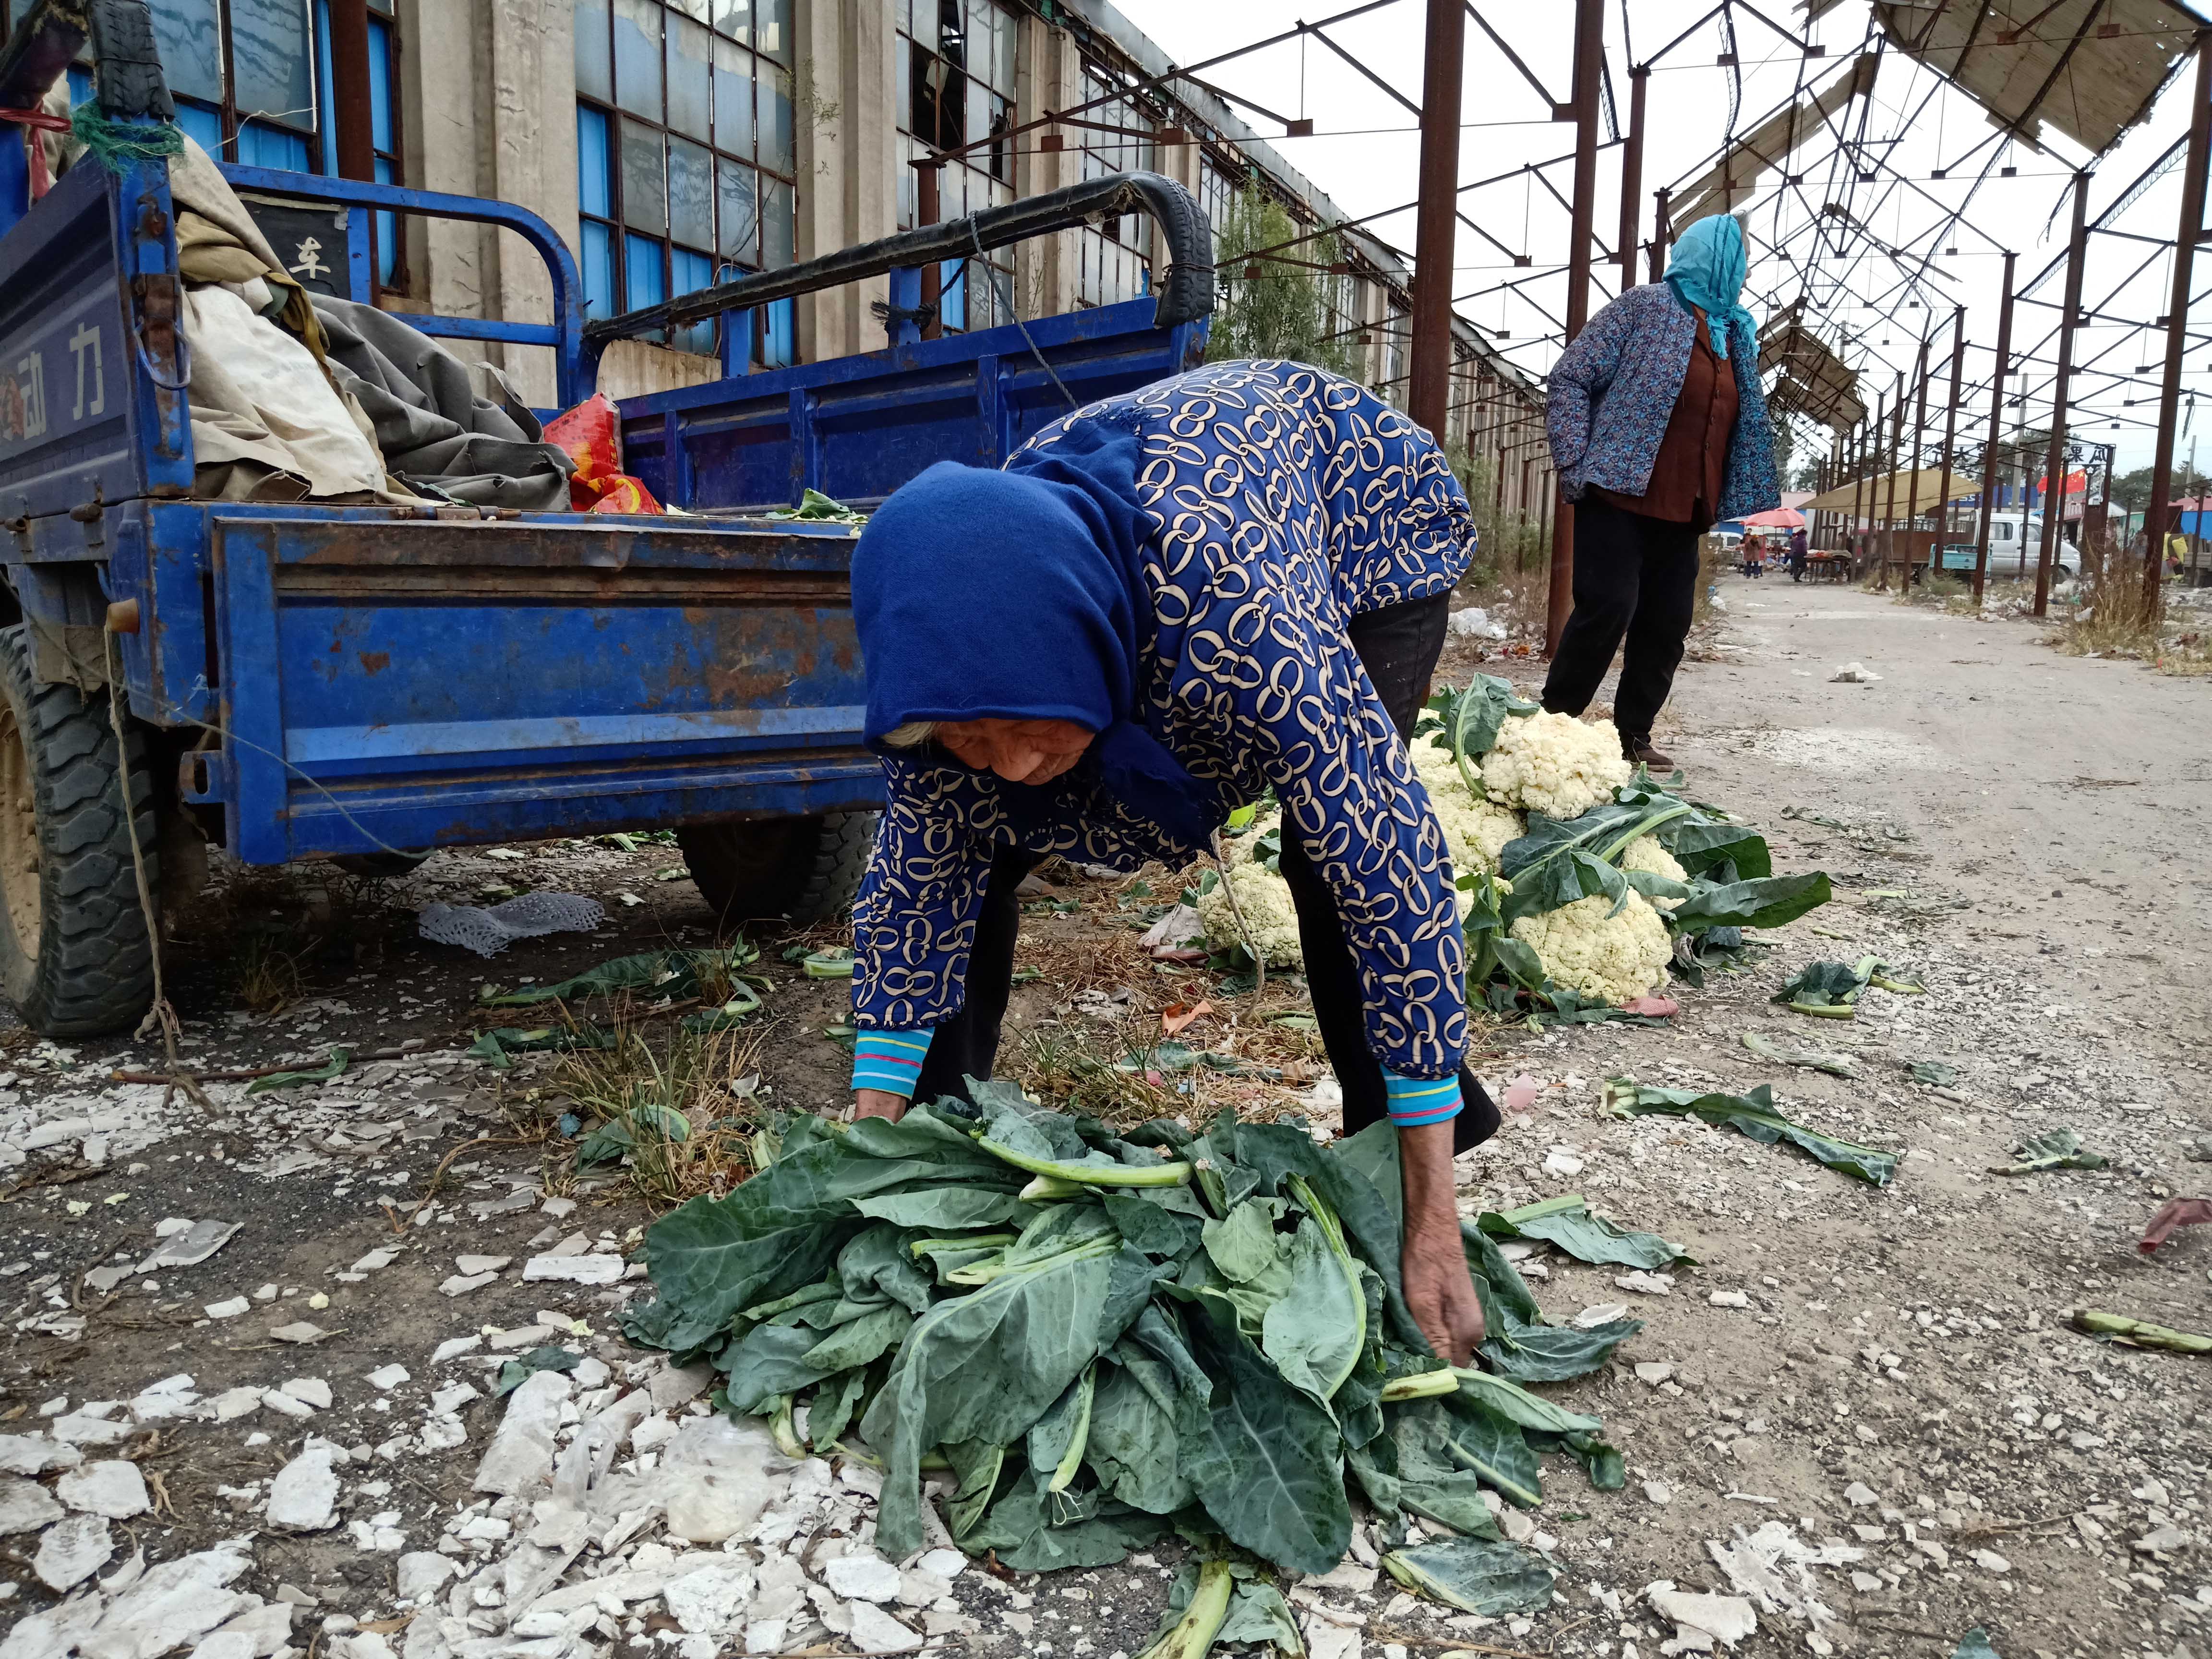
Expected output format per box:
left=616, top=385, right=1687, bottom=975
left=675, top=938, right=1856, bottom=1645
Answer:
left=1110, top=0, right=2209, bottom=475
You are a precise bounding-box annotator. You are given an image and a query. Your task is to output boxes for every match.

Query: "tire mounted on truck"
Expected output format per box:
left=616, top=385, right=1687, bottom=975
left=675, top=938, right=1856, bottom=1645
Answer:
left=677, top=811, right=876, bottom=928
left=0, top=625, right=157, bottom=1035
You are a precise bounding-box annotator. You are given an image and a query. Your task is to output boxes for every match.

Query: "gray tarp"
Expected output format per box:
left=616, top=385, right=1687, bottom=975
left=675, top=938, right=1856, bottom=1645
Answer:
left=310, top=296, right=575, bottom=512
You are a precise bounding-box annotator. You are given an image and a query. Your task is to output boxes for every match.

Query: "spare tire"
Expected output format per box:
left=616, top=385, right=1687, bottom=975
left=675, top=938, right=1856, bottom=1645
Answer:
left=0, top=624, right=159, bottom=1036
left=677, top=812, right=877, bottom=927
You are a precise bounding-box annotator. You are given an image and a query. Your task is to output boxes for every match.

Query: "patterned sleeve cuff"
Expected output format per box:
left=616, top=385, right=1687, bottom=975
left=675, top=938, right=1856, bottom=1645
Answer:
left=1383, top=1070, right=1463, bottom=1129
left=852, top=1030, right=934, bottom=1099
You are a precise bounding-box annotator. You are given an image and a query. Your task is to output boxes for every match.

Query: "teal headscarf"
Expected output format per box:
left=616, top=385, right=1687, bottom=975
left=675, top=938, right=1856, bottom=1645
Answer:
left=1663, top=215, right=1756, bottom=359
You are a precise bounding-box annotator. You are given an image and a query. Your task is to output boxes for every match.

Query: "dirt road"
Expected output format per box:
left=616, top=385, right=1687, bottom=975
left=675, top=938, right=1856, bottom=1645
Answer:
left=0, top=576, right=2206, bottom=1659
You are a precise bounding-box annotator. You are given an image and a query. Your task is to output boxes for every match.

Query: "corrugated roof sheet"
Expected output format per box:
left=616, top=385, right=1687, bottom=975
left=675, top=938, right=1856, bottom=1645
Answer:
left=1672, top=54, right=1881, bottom=229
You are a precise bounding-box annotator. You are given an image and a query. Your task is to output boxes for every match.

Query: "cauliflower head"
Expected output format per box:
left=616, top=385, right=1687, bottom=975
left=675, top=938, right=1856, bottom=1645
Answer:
left=1193, top=815, right=1303, bottom=968
left=1620, top=833, right=1688, bottom=910
left=1508, top=889, right=1671, bottom=1005
left=1478, top=710, right=1634, bottom=819
left=1407, top=735, right=1527, bottom=877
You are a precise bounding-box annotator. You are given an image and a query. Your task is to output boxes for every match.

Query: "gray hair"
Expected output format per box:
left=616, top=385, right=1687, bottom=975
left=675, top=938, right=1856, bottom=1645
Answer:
left=881, top=721, right=939, bottom=748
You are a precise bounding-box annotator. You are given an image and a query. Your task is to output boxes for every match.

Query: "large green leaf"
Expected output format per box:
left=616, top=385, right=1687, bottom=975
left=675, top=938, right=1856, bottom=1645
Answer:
left=1185, top=1314, right=1353, bottom=1575
left=1232, top=1120, right=1422, bottom=1353
left=1479, top=1195, right=1693, bottom=1271
left=852, top=1187, right=1036, bottom=1230
left=1382, top=1537, right=1554, bottom=1614
left=1994, top=1129, right=2108, bottom=1175
left=798, top=1303, right=910, bottom=1374
left=1217, top=1579, right=1305, bottom=1655
left=1450, top=1368, right=1602, bottom=1435
left=487, top=944, right=757, bottom=1006
left=1605, top=1079, right=1899, bottom=1187
left=958, top=1485, right=1166, bottom=1571
left=1202, top=1198, right=1291, bottom=1285
left=1479, top=1303, right=1643, bottom=1384
left=1672, top=872, right=1832, bottom=931
left=1262, top=1218, right=1367, bottom=1404
left=1085, top=1358, right=1192, bottom=1515
left=1393, top=1396, right=1524, bottom=1522
left=640, top=1107, right=1021, bottom=1352
left=720, top=1323, right=841, bottom=1416
left=860, top=1230, right=1123, bottom=1559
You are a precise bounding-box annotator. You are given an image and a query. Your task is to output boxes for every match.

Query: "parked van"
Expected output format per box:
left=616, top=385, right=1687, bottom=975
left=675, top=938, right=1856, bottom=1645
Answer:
left=1937, top=513, right=2077, bottom=578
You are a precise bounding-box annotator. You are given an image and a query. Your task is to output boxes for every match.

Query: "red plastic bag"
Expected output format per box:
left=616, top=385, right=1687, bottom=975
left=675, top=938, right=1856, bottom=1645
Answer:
left=543, top=392, right=664, bottom=516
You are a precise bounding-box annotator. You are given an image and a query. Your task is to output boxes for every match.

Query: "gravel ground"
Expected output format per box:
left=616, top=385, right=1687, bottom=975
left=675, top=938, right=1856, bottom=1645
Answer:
left=0, top=574, right=2206, bottom=1659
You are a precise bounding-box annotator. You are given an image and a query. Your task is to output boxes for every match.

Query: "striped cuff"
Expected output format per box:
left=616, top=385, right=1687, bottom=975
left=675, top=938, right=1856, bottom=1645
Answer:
left=852, top=1029, right=934, bottom=1099
left=1383, top=1070, right=1464, bottom=1129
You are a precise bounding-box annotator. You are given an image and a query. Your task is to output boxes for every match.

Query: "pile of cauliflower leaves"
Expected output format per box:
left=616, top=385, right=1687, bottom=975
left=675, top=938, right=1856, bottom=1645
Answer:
left=1193, top=676, right=1832, bottom=1015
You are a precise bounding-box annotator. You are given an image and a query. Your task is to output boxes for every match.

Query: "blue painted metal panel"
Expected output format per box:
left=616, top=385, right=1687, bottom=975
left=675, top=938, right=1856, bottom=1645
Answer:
left=617, top=299, right=1206, bottom=514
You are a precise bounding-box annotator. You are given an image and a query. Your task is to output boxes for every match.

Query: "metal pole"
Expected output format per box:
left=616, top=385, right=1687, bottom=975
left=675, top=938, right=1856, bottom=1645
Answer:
left=1904, top=332, right=1932, bottom=583
left=1933, top=306, right=1964, bottom=578
left=329, top=0, right=377, bottom=185
left=1648, top=186, right=1671, bottom=282
left=1851, top=414, right=1872, bottom=565
left=1618, top=66, right=1648, bottom=294
left=1546, top=0, right=1605, bottom=655
left=1879, top=373, right=1904, bottom=587
left=914, top=160, right=943, bottom=341
left=2146, top=35, right=2212, bottom=621
left=1974, top=252, right=2017, bottom=605
left=2036, top=169, right=2092, bottom=617
left=1409, top=0, right=1467, bottom=438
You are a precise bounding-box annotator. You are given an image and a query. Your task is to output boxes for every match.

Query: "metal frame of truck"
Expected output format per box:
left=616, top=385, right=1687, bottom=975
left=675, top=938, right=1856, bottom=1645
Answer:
left=0, top=0, right=1213, bottom=1034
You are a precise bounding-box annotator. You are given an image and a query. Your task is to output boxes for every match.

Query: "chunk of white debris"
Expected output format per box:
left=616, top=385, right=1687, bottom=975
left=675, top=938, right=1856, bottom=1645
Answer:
left=1634, top=1362, right=1675, bottom=1385
left=845, top=1602, right=922, bottom=1655
left=1648, top=1585, right=1757, bottom=1647
left=437, top=1274, right=498, bottom=1298
left=1709, top=1290, right=1752, bottom=1309
left=349, top=1249, right=398, bottom=1274
left=429, top=1382, right=479, bottom=1416
left=1574, top=1302, right=1632, bottom=1329
left=96, top=1544, right=259, bottom=1659
left=454, top=1256, right=510, bottom=1276
left=1644, top=1480, right=1673, bottom=1506
left=49, top=1412, right=129, bottom=1447
left=136, top=1220, right=242, bottom=1274
left=34, top=1513, right=112, bottom=1590
left=56, top=1459, right=149, bottom=1519
left=825, top=1552, right=902, bottom=1603
left=267, top=1322, right=328, bottom=1345
left=364, top=1365, right=410, bottom=1391
left=914, top=1547, right=966, bottom=1582
left=129, top=1375, right=200, bottom=1420
left=521, top=1254, right=624, bottom=1286
left=659, top=1416, right=798, bottom=1544
left=1830, top=662, right=1882, bottom=684
left=207, top=1387, right=263, bottom=1423
left=0, top=1472, right=66, bottom=1533
left=265, top=1443, right=341, bottom=1531
left=0, top=1431, right=82, bottom=1474
left=1972, top=1549, right=2011, bottom=1573
left=430, top=1335, right=482, bottom=1364
left=260, top=1390, right=315, bottom=1421
left=1842, top=1482, right=1879, bottom=1507
left=1542, top=1149, right=1585, bottom=1177
left=663, top=1558, right=756, bottom=1634
left=280, top=1378, right=332, bottom=1410
left=203, top=1298, right=250, bottom=1320
left=1615, top=1271, right=1674, bottom=1296
left=395, top=1552, right=457, bottom=1603
left=473, top=1370, right=570, bottom=1496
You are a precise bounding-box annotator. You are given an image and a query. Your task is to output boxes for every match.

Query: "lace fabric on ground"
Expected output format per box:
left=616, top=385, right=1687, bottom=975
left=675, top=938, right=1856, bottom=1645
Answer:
left=418, top=891, right=607, bottom=957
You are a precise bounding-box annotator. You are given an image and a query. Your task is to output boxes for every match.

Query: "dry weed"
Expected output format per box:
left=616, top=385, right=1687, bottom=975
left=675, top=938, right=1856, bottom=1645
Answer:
left=545, top=1014, right=770, bottom=1209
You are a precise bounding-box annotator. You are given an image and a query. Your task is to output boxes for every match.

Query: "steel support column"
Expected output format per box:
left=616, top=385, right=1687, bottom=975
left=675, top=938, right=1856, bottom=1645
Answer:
left=1903, top=332, right=1932, bottom=585
left=1649, top=186, right=1671, bottom=282
left=329, top=0, right=377, bottom=185
left=1546, top=0, right=1604, bottom=654
left=1879, top=374, right=1904, bottom=586
left=2037, top=170, right=2092, bottom=617
left=1409, top=0, right=1468, bottom=439
left=2146, top=35, right=2212, bottom=619
left=1618, top=66, right=1648, bottom=294
left=1933, top=306, right=1965, bottom=577
left=1974, top=252, right=2017, bottom=605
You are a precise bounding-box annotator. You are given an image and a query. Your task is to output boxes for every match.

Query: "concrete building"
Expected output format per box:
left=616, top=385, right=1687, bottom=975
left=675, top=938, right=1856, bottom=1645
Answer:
left=44, top=0, right=1552, bottom=525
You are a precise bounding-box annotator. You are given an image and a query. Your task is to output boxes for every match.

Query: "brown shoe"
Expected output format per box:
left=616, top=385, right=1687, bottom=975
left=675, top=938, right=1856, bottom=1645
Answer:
left=1622, top=736, right=1676, bottom=769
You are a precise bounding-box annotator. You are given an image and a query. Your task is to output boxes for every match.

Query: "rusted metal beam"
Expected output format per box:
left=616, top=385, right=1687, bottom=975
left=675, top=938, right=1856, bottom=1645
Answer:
left=1879, top=372, right=1904, bottom=588
left=1649, top=185, right=1671, bottom=282
left=1619, top=67, right=1648, bottom=294
left=1935, top=304, right=1965, bottom=578
left=1975, top=251, right=2017, bottom=606
left=1546, top=0, right=1604, bottom=656
left=2146, top=34, right=2212, bottom=623
left=1905, top=329, right=1932, bottom=581
left=328, top=0, right=377, bottom=185
left=1410, top=0, right=1468, bottom=441
left=2036, top=170, right=2092, bottom=617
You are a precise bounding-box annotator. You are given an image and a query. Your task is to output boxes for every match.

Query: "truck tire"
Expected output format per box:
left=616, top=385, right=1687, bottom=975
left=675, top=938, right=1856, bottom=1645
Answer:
left=677, top=811, right=877, bottom=928
left=0, top=625, right=157, bottom=1036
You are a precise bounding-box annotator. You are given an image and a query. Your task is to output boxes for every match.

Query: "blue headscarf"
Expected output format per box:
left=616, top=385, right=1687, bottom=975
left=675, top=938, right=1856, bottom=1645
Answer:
left=1663, top=215, right=1756, bottom=359
left=850, top=447, right=1226, bottom=849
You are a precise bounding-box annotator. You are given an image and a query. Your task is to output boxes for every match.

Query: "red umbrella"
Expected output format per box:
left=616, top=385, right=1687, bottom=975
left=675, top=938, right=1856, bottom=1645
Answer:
left=1739, top=506, right=1806, bottom=529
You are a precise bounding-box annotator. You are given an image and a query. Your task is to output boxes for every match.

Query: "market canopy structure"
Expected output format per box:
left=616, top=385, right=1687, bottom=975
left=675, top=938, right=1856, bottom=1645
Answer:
left=1801, top=467, right=1984, bottom=516
left=1761, top=305, right=1867, bottom=433
left=1670, top=54, right=1881, bottom=229
left=1801, top=0, right=2210, bottom=156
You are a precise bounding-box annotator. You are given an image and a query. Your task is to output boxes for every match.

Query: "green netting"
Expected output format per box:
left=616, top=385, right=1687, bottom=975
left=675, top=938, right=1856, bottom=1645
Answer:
left=70, top=106, right=184, bottom=172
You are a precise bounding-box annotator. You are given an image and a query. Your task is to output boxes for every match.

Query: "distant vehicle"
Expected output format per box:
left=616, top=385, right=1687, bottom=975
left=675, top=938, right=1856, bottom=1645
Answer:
left=1936, top=513, right=2076, bottom=579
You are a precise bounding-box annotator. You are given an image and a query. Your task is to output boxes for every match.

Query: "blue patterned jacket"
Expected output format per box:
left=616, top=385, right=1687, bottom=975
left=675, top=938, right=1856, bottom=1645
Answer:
left=1546, top=283, right=1780, bottom=523
left=851, top=362, right=1479, bottom=1079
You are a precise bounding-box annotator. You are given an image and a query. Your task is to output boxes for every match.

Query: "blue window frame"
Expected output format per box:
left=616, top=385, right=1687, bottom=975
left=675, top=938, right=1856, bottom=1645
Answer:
left=576, top=0, right=797, bottom=366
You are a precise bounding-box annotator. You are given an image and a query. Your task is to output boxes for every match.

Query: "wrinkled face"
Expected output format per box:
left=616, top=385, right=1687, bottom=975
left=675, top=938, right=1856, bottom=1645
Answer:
left=935, top=718, right=1094, bottom=787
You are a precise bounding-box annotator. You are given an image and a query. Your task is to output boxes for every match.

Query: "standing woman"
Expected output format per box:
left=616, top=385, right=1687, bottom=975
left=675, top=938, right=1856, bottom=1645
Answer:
left=842, top=360, right=1501, bottom=1364
left=1542, top=215, right=1779, bottom=768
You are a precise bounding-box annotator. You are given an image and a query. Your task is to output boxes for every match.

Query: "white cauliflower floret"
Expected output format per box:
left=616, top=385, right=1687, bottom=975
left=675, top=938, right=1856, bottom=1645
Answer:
left=1508, top=889, right=1672, bottom=1005
left=1408, top=735, right=1526, bottom=876
left=1478, top=710, right=1634, bottom=819
left=1620, top=834, right=1688, bottom=910
left=1193, top=815, right=1303, bottom=968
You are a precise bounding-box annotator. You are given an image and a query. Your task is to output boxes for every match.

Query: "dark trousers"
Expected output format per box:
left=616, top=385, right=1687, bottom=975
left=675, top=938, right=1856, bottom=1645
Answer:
left=1541, top=495, right=1700, bottom=746
left=915, top=593, right=1501, bottom=1154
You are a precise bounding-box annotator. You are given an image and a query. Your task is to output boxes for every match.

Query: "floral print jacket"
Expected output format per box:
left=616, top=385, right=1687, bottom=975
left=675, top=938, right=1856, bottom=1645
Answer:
left=1546, top=283, right=1780, bottom=524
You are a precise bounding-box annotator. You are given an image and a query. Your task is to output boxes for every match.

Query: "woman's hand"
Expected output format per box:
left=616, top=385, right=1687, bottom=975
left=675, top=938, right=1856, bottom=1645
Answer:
left=853, top=1089, right=909, bottom=1123
left=1397, top=1118, right=1486, bottom=1365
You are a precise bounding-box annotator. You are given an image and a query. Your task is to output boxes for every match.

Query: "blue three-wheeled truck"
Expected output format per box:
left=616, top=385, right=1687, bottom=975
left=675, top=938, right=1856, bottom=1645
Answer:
left=0, top=0, right=1213, bottom=1035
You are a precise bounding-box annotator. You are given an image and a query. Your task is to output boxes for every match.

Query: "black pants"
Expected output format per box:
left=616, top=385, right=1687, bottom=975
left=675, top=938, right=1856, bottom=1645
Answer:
left=1541, top=495, right=1700, bottom=746
left=915, top=593, right=1501, bottom=1154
